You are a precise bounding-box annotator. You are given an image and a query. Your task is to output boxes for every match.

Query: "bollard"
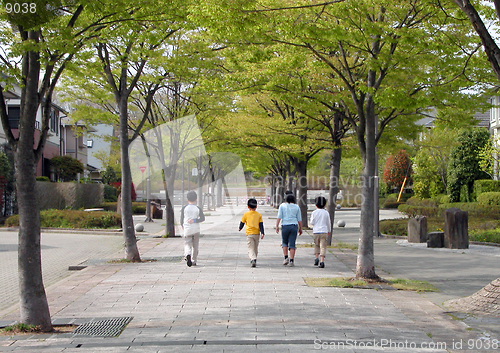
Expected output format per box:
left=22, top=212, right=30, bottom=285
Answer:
left=408, top=216, right=427, bottom=243
left=444, top=208, right=469, bottom=249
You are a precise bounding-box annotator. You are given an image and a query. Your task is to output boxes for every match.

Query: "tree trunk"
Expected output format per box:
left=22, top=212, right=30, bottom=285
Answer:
left=15, top=33, right=52, bottom=331
left=295, top=158, right=308, bottom=228
left=356, top=95, right=379, bottom=280
left=327, top=147, right=341, bottom=245
left=16, top=131, right=52, bottom=332
left=216, top=177, right=223, bottom=207
left=164, top=165, right=176, bottom=237
left=119, top=98, right=141, bottom=262
left=275, top=175, right=284, bottom=208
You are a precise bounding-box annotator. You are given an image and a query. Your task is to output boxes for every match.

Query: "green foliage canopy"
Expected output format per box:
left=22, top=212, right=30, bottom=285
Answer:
left=51, top=155, right=84, bottom=182
left=447, top=128, right=491, bottom=202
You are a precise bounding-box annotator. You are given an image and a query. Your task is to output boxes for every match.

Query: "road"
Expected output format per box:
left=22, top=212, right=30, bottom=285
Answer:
left=0, top=230, right=124, bottom=315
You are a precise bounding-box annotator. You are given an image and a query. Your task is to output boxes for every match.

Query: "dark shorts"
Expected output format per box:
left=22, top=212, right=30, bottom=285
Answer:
left=281, top=224, right=298, bottom=249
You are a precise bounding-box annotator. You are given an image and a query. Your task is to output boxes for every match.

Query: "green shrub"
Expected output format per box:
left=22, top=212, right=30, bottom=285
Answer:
left=383, top=200, right=404, bottom=209
left=473, top=180, right=500, bottom=199
left=437, top=202, right=500, bottom=218
left=100, top=202, right=117, bottom=212
left=398, top=204, right=439, bottom=218
left=99, top=202, right=146, bottom=214
left=5, top=210, right=121, bottom=229
left=36, top=176, right=50, bottom=182
left=469, top=229, right=500, bottom=244
left=379, top=218, right=408, bottom=236
left=477, top=192, right=500, bottom=206
left=433, top=194, right=450, bottom=205
left=382, top=195, right=404, bottom=209
left=132, top=203, right=146, bottom=215
left=104, top=185, right=117, bottom=202
left=405, top=196, right=438, bottom=208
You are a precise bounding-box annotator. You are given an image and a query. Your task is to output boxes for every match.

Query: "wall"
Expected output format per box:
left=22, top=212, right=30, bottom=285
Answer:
left=36, top=181, right=104, bottom=210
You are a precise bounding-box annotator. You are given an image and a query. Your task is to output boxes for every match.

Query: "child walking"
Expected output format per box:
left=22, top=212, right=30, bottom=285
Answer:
left=309, top=196, right=331, bottom=268
left=239, top=198, right=265, bottom=267
left=180, top=191, right=205, bottom=267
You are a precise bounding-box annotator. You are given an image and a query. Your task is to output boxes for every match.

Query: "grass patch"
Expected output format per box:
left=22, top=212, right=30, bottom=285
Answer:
left=298, top=242, right=358, bottom=251
left=2, top=323, right=40, bottom=334
left=469, top=228, right=500, bottom=243
left=389, top=278, right=438, bottom=292
left=304, top=277, right=438, bottom=292
left=108, top=258, right=158, bottom=264
left=1, top=323, right=77, bottom=336
left=304, top=277, right=367, bottom=288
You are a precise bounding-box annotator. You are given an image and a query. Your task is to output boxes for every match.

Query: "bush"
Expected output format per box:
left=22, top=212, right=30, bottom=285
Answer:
left=473, top=180, right=500, bottom=199
left=100, top=202, right=117, bottom=212
left=382, top=195, right=404, bottom=209
left=99, top=202, right=146, bottom=214
left=433, top=194, right=450, bottom=205
left=5, top=210, right=121, bottom=229
left=36, top=176, right=50, bottom=182
left=469, top=229, right=500, bottom=244
left=398, top=204, right=439, bottom=218
left=383, top=200, right=404, bottom=209
left=132, top=203, right=146, bottom=215
left=379, top=218, right=408, bottom=236
left=437, top=202, right=500, bottom=218
left=104, top=185, right=118, bottom=202
left=405, top=196, right=438, bottom=208
left=477, top=192, right=500, bottom=206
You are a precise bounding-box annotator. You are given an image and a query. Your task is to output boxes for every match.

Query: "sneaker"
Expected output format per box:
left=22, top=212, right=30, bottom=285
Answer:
left=289, top=260, right=295, bottom=267
left=251, top=259, right=256, bottom=267
left=192, top=261, right=197, bottom=266
left=283, top=258, right=289, bottom=266
left=314, top=258, right=319, bottom=266
left=186, top=254, right=192, bottom=267
left=319, top=262, right=325, bottom=268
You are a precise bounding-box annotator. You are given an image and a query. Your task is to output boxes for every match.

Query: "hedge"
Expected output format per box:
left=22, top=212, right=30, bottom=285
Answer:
left=477, top=192, right=500, bottom=206
left=397, top=204, right=439, bottom=218
left=473, top=179, right=500, bottom=199
left=437, top=202, right=500, bottom=218
left=100, top=202, right=147, bottom=215
left=5, top=209, right=122, bottom=229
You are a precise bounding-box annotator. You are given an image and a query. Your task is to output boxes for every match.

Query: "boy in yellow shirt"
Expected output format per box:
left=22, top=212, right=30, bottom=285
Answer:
left=238, top=198, right=265, bottom=267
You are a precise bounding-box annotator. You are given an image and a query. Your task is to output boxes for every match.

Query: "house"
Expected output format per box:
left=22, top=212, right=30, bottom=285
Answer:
left=0, top=84, right=94, bottom=180
left=86, top=123, right=115, bottom=182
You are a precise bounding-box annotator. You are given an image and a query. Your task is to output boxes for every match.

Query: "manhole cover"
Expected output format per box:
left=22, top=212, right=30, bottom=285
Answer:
left=72, top=317, right=133, bottom=337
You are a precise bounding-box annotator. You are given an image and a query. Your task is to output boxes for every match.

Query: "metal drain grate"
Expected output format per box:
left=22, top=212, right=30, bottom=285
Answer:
left=72, top=317, right=133, bottom=337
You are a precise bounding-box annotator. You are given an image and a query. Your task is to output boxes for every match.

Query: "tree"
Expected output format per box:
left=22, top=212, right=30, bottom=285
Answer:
left=453, top=0, right=500, bottom=83
left=413, top=127, right=460, bottom=198
left=0, top=0, right=136, bottom=331
left=197, top=0, right=492, bottom=280
left=101, top=165, right=119, bottom=185
left=382, top=150, right=413, bottom=193
left=62, top=0, right=201, bottom=255
left=447, top=128, right=490, bottom=202
left=50, top=155, right=84, bottom=181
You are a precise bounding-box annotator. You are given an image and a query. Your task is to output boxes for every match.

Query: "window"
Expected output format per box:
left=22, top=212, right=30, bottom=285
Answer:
left=7, top=106, right=20, bottom=129
left=86, top=139, right=93, bottom=148
left=50, top=109, right=59, bottom=135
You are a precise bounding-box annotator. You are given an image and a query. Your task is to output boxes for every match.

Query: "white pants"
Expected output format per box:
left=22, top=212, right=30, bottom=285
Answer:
left=247, top=234, right=260, bottom=260
left=184, top=232, right=200, bottom=262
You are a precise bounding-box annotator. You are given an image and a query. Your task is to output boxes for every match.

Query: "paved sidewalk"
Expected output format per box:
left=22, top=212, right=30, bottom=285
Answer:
left=0, top=205, right=497, bottom=352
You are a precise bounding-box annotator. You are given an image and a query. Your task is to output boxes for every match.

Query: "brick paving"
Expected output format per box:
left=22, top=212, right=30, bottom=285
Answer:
left=0, top=206, right=498, bottom=352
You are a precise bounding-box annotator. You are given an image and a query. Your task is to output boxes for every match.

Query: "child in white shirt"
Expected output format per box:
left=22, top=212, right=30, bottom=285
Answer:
left=309, top=196, right=331, bottom=268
